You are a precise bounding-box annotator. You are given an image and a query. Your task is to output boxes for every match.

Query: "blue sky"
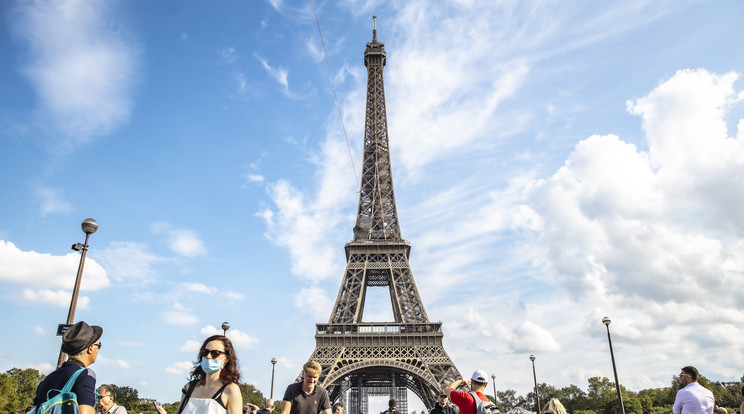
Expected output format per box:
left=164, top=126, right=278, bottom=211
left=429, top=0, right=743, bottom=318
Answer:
left=2, top=0, right=744, bottom=409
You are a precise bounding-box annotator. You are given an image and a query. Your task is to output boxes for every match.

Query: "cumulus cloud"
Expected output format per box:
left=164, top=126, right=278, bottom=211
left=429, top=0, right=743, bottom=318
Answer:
left=200, top=325, right=259, bottom=350
left=151, top=222, right=207, bottom=257
left=98, top=355, right=131, bottom=369
left=0, top=241, right=109, bottom=302
left=165, top=360, right=193, bottom=375
left=12, top=0, right=139, bottom=143
left=161, top=303, right=199, bottom=326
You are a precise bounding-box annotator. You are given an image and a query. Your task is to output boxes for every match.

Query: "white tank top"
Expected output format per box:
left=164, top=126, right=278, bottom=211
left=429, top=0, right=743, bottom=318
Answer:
left=181, top=383, right=229, bottom=414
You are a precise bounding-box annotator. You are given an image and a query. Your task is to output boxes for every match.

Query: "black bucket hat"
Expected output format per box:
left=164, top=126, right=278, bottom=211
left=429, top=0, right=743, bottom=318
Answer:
left=62, top=321, right=103, bottom=355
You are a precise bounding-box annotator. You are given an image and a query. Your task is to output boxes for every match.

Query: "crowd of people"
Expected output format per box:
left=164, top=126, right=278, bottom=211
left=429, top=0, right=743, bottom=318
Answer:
left=30, top=321, right=744, bottom=414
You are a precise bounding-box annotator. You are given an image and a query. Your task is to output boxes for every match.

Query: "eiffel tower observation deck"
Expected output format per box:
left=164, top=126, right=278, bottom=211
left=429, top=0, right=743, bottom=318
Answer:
left=306, top=18, right=462, bottom=413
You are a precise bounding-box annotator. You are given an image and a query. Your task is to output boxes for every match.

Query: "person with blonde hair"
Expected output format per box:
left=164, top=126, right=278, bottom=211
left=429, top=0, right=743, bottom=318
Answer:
left=540, top=399, right=567, bottom=414
left=281, top=361, right=331, bottom=414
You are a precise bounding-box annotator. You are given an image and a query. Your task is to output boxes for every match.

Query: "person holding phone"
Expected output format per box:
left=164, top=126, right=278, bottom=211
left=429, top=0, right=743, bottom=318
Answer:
left=157, top=335, right=243, bottom=414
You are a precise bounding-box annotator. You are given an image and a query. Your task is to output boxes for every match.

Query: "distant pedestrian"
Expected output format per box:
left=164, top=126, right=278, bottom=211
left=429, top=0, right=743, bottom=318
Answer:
left=332, top=404, right=343, bottom=414
left=257, top=399, right=275, bottom=414
left=381, top=399, right=398, bottom=414
left=244, top=404, right=259, bottom=414
left=32, top=321, right=103, bottom=414
left=97, top=385, right=128, bottom=414
left=445, top=370, right=492, bottom=414
left=672, top=366, right=714, bottom=414
left=430, top=393, right=458, bottom=414
left=540, top=399, right=567, bottom=414
left=157, top=335, right=243, bottom=414
left=281, top=361, right=331, bottom=414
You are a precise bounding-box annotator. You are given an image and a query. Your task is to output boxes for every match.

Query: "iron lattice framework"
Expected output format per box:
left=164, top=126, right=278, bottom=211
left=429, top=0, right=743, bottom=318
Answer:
left=307, top=19, right=461, bottom=413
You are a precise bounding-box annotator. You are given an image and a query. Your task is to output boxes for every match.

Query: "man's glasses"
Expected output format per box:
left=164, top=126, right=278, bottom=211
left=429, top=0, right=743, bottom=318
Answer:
left=93, top=342, right=102, bottom=349
left=201, top=349, right=226, bottom=358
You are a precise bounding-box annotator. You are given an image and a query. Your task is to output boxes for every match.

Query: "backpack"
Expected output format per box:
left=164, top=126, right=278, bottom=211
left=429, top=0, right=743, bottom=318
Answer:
left=469, top=391, right=500, bottom=414
left=30, top=368, right=86, bottom=414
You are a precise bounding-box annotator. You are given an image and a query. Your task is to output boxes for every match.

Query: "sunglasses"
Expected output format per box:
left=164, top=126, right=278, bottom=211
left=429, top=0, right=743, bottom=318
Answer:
left=201, top=349, right=226, bottom=358
left=93, top=342, right=102, bottom=349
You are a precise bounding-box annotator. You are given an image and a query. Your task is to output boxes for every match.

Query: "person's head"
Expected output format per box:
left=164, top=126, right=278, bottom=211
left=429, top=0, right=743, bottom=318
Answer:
left=679, top=366, right=699, bottom=385
left=715, top=408, right=727, bottom=414
left=62, top=321, right=103, bottom=366
left=470, top=369, right=488, bottom=390
left=388, top=399, right=397, bottom=409
left=302, top=361, right=322, bottom=390
left=438, top=393, right=448, bottom=407
left=332, top=403, right=343, bottom=414
left=544, top=399, right=567, bottom=414
left=97, top=385, right=116, bottom=412
left=420, top=411, right=427, bottom=414
left=266, top=399, right=275, bottom=410
left=191, top=335, right=240, bottom=385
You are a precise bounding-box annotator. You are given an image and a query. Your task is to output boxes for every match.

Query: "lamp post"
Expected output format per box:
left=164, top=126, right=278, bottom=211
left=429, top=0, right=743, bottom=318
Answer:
left=491, top=374, right=497, bottom=402
left=57, top=218, right=98, bottom=368
left=222, top=321, right=230, bottom=336
left=530, top=355, right=540, bottom=414
left=271, top=358, right=278, bottom=399
left=602, top=317, right=625, bottom=414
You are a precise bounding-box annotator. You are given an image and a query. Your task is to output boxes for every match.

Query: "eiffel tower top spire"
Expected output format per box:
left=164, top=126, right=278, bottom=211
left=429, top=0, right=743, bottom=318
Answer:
left=353, top=17, right=400, bottom=242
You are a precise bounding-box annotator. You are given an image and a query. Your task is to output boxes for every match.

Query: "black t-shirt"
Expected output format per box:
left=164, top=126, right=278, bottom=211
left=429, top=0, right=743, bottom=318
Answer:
left=34, top=361, right=97, bottom=407
left=282, top=382, right=331, bottom=414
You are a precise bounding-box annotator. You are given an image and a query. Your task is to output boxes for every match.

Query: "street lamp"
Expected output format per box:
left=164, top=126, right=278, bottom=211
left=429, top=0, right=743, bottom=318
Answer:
left=602, top=317, right=625, bottom=414
left=57, top=218, right=98, bottom=367
left=271, top=357, right=278, bottom=399
left=222, top=321, right=230, bottom=336
left=491, top=374, right=497, bottom=402
left=530, top=355, right=540, bottom=414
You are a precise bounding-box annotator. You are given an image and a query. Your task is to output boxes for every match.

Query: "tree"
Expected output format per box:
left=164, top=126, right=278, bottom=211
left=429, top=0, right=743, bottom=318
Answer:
left=101, top=384, right=140, bottom=412
left=556, top=384, right=588, bottom=414
left=239, top=383, right=267, bottom=409
left=0, top=368, right=46, bottom=413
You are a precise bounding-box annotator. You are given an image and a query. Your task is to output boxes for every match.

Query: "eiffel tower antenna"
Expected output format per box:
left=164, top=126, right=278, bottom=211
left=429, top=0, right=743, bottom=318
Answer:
left=306, top=19, right=462, bottom=414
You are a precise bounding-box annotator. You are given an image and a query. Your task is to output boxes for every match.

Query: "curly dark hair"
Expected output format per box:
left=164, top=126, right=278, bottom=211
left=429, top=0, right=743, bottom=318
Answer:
left=190, top=335, right=241, bottom=385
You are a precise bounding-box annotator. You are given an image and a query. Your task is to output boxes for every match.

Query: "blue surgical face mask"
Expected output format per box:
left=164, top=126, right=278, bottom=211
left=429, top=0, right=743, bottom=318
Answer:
left=200, top=357, right=223, bottom=374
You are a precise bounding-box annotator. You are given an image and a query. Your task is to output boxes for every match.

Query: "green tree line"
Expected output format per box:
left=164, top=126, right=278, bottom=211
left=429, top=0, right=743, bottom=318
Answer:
left=1, top=368, right=741, bottom=414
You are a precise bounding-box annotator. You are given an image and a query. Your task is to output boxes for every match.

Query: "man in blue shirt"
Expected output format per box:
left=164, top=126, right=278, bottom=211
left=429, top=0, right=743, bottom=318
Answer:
left=33, top=321, right=103, bottom=414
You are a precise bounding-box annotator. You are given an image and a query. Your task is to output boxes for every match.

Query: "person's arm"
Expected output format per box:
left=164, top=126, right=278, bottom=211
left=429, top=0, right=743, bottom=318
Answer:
left=445, top=379, right=465, bottom=399
left=225, top=383, right=243, bottom=414
left=79, top=405, right=95, bottom=414
left=281, top=401, right=292, bottom=414
left=672, top=391, right=684, bottom=414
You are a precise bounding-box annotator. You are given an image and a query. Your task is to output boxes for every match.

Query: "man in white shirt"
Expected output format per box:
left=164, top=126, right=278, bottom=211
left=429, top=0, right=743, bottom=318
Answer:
left=672, top=366, right=714, bottom=414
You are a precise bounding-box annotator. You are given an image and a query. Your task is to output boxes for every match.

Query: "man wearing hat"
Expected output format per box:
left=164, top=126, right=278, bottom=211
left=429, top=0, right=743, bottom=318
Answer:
left=33, top=321, right=103, bottom=414
left=430, top=392, right=459, bottom=414
left=444, top=369, right=492, bottom=414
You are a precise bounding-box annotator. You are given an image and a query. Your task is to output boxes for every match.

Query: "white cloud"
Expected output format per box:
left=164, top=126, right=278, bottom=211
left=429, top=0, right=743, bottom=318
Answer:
left=34, top=185, right=73, bottom=216
left=0, top=241, right=109, bottom=294
left=22, top=289, right=89, bottom=309
left=34, top=325, right=45, bottom=334
left=292, top=286, right=333, bottom=321
left=25, top=362, right=55, bottom=375
left=95, top=241, right=167, bottom=285
left=245, top=174, right=265, bottom=183
left=151, top=223, right=207, bottom=257
left=13, top=0, right=139, bottom=142
left=182, top=282, right=217, bottom=294
left=179, top=340, right=202, bottom=354
left=254, top=53, right=290, bottom=95
left=165, top=360, right=194, bottom=375
left=200, top=325, right=259, bottom=350
left=98, top=355, right=131, bottom=369
left=161, top=303, right=199, bottom=326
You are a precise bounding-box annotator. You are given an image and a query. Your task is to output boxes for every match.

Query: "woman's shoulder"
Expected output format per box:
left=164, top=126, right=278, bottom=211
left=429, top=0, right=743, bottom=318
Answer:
left=224, top=382, right=241, bottom=393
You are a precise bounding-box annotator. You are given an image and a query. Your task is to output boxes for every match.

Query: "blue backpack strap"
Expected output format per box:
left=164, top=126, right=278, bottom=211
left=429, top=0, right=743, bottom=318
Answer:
left=61, top=368, right=86, bottom=391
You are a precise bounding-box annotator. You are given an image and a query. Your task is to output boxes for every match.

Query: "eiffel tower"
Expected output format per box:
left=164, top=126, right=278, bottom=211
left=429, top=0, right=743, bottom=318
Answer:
left=307, top=18, right=461, bottom=413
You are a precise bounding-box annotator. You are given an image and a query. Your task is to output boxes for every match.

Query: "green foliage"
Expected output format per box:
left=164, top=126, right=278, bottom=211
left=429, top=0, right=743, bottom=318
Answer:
left=100, top=383, right=140, bottom=412
left=0, top=368, right=46, bottom=413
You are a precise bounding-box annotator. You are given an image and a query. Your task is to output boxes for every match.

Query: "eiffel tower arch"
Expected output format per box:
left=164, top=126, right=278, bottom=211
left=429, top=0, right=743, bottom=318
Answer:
left=306, top=18, right=461, bottom=413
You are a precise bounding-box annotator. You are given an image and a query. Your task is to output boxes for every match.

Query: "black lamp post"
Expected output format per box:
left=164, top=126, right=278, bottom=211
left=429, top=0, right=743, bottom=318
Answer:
left=530, top=355, right=540, bottom=413
left=271, top=358, right=278, bottom=399
left=57, top=218, right=98, bottom=368
left=222, top=321, right=230, bottom=336
left=602, top=317, right=625, bottom=414
left=491, top=374, right=497, bottom=402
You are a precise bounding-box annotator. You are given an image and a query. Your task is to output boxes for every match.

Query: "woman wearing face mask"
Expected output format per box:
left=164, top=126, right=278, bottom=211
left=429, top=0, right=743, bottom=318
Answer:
left=157, top=335, right=243, bottom=414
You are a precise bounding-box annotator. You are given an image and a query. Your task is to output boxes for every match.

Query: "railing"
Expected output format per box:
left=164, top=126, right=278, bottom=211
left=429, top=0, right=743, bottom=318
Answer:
left=316, top=322, right=442, bottom=335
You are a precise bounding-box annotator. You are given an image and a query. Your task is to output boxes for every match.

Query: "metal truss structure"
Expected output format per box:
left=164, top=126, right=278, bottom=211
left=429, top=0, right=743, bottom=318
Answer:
left=306, top=19, right=461, bottom=413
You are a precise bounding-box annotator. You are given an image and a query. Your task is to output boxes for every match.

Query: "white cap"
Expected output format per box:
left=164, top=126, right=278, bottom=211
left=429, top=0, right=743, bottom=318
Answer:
left=471, top=369, right=488, bottom=383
